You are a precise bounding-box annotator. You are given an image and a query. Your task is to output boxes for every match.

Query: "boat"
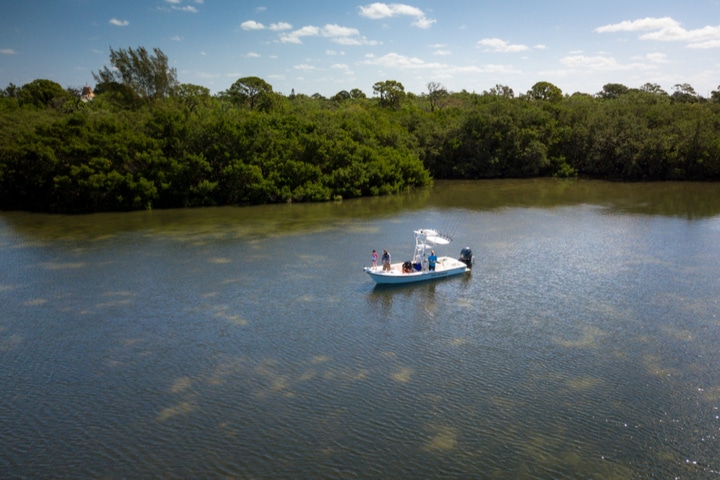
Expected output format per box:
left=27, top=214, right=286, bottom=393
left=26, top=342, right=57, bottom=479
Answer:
left=364, top=229, right=474, bottom=285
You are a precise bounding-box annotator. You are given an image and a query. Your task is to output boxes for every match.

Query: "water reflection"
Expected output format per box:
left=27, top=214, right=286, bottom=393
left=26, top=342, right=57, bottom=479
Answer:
left=2, top=180, right=720, bottom=244
left=429, top=179, right=720, bottom=219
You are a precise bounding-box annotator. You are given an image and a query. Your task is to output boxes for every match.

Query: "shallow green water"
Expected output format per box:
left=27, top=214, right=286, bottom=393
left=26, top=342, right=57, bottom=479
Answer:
left=1, top=179, right=719, bottom=478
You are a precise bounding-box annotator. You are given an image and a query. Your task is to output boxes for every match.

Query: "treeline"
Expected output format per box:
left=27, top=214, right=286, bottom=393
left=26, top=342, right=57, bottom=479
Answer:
left=0, top=47, right=719, bottom=213
left=0, top=92, right=430, bottom=212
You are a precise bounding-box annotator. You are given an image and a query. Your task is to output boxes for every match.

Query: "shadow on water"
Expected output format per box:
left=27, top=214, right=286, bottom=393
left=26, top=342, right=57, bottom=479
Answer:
left=2, top=179, right=719, bottom=244
left=0, top=188, right=431, bottom=242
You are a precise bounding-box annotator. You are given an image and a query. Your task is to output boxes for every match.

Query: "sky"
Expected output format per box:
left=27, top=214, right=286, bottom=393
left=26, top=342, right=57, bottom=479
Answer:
left=2, top=0, right=720, bottom=98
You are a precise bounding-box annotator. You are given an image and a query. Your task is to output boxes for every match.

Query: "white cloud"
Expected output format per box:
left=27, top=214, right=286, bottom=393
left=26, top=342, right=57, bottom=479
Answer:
left=560, top=54, right=652, bottom=72
left=561, top=54, right=619, bottom=69
left=332, top=64, right=354, bottom=75
left=279, top=23, right=377, bottom=45
left=360, top=52, right=445, bottom=70
left=358, top=3, right=436, bottom=29
left=170, top=35, right=183, bottom=41
left=645, top=52, right=669, bottom=63
left=359, top=3, right=420, bottom=19
left=333, top=36, right=379, bottom=46
left=640, top=24, right=720, bottom=42
left=174, top=6, right=198, bottom=13
left=164, top=0, right=200, bottom=12
left=243, top=19, right=372, bottom=45
left=596, top=17, right=720, bottom=48
left=1, top=48, right=17, bottom=55
left=412, top=16, right=435, bottom=29
left=294, top=64, right=316, bottom=71
left=245, top=52, right=261, bottom=58
left=595, top=17, right=679, bottom=33
left=688, top=39, right=720, bottom=49
left=448, top=65, right=484, bottom=74
left=476, top=64, right=521, bottom=74
left=477, top=38, right=529, bottom=53
left=359, top=52, right=523, bottom=80
left=269, top=22, right=292, bottom=31
left=241, top=20, right=265, bottom=30
left=280, top=25, right=320, bottom=44
left=324, top=24, right=359, bottom=37
left=109, top=18, right=129, bottom=27
left=241, top=20, right=292, bottom=31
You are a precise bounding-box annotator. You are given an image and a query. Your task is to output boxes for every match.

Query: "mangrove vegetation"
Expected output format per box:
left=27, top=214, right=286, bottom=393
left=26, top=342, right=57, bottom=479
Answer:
left=1, top=47, right=719, bottom=213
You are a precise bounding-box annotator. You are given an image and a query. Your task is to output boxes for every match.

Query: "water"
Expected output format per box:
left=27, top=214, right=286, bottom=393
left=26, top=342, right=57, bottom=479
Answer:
left=1, top=179, right=719, bottom=479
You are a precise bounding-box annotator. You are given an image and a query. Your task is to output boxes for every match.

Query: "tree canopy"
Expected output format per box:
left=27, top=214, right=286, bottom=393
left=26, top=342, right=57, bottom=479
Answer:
left=373, top=80, right=406, bottom=110
left=526, top=81, right=563, bottom=102
left=93, top=46, right=178, bottom=102
left=221, top=76, right=274, bottom=110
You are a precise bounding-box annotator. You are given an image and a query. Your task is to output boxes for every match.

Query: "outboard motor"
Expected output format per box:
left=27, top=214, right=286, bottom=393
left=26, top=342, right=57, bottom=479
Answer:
left=459, top=247, right=474, bottom=269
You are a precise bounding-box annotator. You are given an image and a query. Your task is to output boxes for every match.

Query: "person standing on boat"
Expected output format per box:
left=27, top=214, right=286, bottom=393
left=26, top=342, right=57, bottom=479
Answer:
left=382, top=249, right=391, bottom=271
left=371, top=249, right=379, bottom=268
left=428, top=250, right=437, bottom=271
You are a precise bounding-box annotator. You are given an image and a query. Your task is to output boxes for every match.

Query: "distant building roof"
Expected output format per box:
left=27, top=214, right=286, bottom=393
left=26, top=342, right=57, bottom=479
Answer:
left=80, top=85, right=94, bottom=102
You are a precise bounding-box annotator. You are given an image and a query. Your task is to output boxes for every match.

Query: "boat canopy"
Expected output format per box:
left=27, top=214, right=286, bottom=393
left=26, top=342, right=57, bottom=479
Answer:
left=414, top=229, right=450, bottom=246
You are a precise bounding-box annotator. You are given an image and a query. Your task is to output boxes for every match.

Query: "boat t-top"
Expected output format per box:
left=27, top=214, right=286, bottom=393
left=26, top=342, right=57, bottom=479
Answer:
left=364, top=229, right=474, bottom=285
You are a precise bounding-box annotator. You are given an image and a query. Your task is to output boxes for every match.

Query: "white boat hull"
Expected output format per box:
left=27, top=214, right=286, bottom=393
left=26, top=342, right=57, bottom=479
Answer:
left=364, top=256, right=469, bottom=285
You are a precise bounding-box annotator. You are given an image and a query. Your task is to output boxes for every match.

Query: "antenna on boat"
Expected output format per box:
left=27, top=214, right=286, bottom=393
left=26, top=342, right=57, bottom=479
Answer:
left=438, top=217, right=459, bottom=242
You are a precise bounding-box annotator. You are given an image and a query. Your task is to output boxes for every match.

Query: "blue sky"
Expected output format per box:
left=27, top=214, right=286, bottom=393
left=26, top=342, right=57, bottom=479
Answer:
left=2, top=0, right=720, bottom=98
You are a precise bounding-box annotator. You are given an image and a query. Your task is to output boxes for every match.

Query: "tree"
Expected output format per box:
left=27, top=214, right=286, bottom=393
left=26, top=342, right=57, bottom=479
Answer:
left=373, top=80, right=406, bottom=109
left=93, top=46, right=178, bottom=101
left=223, top=76, right=273, bottom=110
left=711, top=85, right=720, bottom=103
left=597, top=83, right=629, bottom=99
left=426, top=82, right=449, bottom=111
left=349, top=88, right=366, bottom=99
left=526, top=81, right=563, bottom=102
left=671, top=83, right=698, bottom=103
left=18, top=79, right=72, bottom=109
left=487, top=84, right=514, bottom=98
left=176, top=83, right=211, bottom=113
left=639, top=82, right=668, bottom=96
left=332, top=90, right=351, bottom=102
left=2, top=83, right=19, bottom=98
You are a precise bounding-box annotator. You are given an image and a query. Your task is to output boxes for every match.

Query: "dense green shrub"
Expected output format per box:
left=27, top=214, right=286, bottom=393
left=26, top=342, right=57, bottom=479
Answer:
left=1, top=76, right=718, bottom=213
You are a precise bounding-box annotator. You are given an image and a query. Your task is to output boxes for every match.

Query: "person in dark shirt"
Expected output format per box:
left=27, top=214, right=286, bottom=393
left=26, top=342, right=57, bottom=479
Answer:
left=381, top=249, right=391, bottom=271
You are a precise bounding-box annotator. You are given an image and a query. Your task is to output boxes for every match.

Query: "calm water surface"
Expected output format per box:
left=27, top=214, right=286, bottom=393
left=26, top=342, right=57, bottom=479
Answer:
left=1, top=179, right=720, bottom=479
